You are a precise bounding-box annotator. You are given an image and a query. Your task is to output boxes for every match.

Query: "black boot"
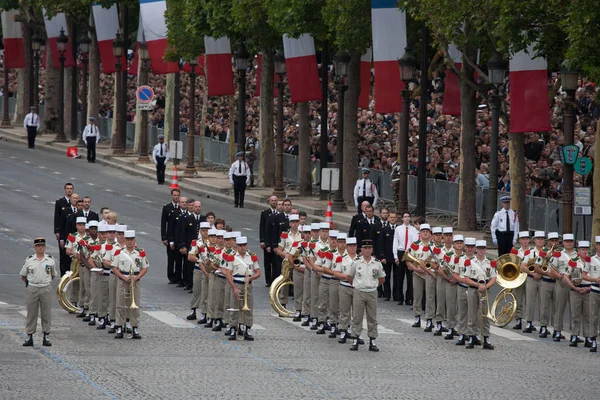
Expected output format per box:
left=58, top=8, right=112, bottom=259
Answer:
left=328, top=324, right=338, bottom=338
left=108, top=320, right=116, bottom=334
left=474, top=336, right=482, bottom=346
left=424, top=319, right=433, bottom=332
left=82, top=310, right=91, bottom=322
left=569, top=335, right=578, bottom=347
left=357, top=337, right=365, bottom=345
left=88, top=314, right=96, bottom=326
left=590, top=338, right=597, bottom=353
left=96, top=317, right=106, bottom=330
left=228, top=328, right=237, bottom=341
left=212, top=319, right=223, bottom=332
left=338, top=330, right=347, bottom=344
left=444, top=328, right=456, bottom=340
left=512, top=318, right=522, bottom=330
left=76, top=308, right=86, bottom=318
left=293, top=311, right=302, bottom=322
left=412, top=316, right=421, bottom=328
left=465, top=335, right=475, bottom=349
left=523, top=321, right=533, bottom=333
left=552, top=331, right=561, bottom=342
left=244, top=327, right=254, bottom=341
left=42, top=333, right=52, bottom=346
left=538, top=326, right=548, bottom=338
left=368, top=338, right=379, bottom=352
left=310, top=318, right=318, bottom=330
left=186, top=309, right=197, bottom=320
left=349, top=339, right=359, bottom=351
left=203, top=318, right=213, bottom=328
left=316, top=322, right=326, bottom=335
left=223, top=324, right=232, bottom=336
left=301, top=316, right=310, bottom=326
left=433, top=322, right=443, bottom=336
left=483, top=336, right=494, bottom=350
left=132, top=327, right=142, bottom=339
left=114, top=326, right=124, bottom=339
left=455, top=334, right=465, bottom=346
left=23, top=334, right=33, bottom=347
left=585, top=337, right=593, bottom=348
left=198, top=314, right=207, bottom=325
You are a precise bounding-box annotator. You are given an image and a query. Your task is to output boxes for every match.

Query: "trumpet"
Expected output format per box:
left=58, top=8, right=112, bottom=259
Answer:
left=125, top=264, right=139, bottom=310
left=526, top=258, right=536, bottom=273
left=539, top=245, right=555, bottom=274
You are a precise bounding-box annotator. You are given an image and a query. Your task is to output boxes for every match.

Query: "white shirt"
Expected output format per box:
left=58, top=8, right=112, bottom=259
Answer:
left=353, top=178, right=379, bottom=207
left=82, top=124, right=100, bottom=143
left=392, top=224, right=419, bottom=256
left=23, top=112, right=40, bottom=129
left=152, top=142, right=170, bottom=164
left=229, top=160, right=250, bottom=184
left=490, top=208, right=519, bottom=244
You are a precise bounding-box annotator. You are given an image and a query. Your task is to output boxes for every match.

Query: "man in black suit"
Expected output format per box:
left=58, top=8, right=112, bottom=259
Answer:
left=348, top=200, right=370, bottom=238
left=177, top=200, right=205, bottom=291
left=355, top=205, right=382, bottom=252
left=168, top=197, right=189, bottom=289
left=378, top=210, right=398, bottom=301
left=259, top=196, right=279, bottom=287
left=61, top=195, right=83, bottom=243
left=80, top=196, right=99, bottom=221
left=54, top=183, right=74, bottom=276
left=265, top=199, right=292, bottom=281
left=161, top=189, right=180, bottom=284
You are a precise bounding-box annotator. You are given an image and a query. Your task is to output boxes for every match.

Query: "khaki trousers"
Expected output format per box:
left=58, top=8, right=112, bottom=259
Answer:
left=425, top=274, right=437, bottom=320
left=108, top=273, right=118, bottom=321
left=413, top=274, right=426, bottom=317
left=94, top=274, right=110, bottom=317
left=191, top=269, right=203, bottom=310
left=539, top=280, right=555, bottom=326
left=338, top=285, right=354, bottom=331
left=302, top=267, right=311, bottom=316
left=570, top=290, right=591, bottom=337
left=590, top=291, right=600, bottom=338
left=329, top=280, right=340, bottom=324
left=350, top=290, right=378, bottom=339
left=318, top=278, right=331, bottom=322
left=25, top=285, right=52, bottom=335
left=435, top=277, right=447, bottom=323
left=89, top=272, right=99, bottom=314
left=211, top=275, right=226, bottom=319
left=445, top=283, right=457, bottom=329
left=200, top=273, right=209, bottom=314
left=78, top=265, right=91, bottom=309
left=514, top=284, right=525, bottom=319
left=525, top=277, right=541, bottom=322
left=553, top=280, right=570, bottom=331
left=456, top=285, right=469, bottom=335
left=310, top=272, right=321, bottom=319
left=229, top=282, right=254, bottom=327
left=467, top=287, right=490, bottom=336
left=116, top=278, right=140, bottom=326
left=224, top=283, right=231, bottom=325
left=293, top=269, right=304, bottom=313
left=206, top=273, right=216, bottom=319
left=69, top=259, right=80, bottom=304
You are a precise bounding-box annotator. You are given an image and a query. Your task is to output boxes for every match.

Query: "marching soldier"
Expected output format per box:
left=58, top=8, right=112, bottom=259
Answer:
left=353, top=168, right=379, bottom=213
left=333, top=236, right=359, bottom=343
left=328, top=233, right=347, bottom=337
left=161, top=188, right=180, bottom=284
left=300, top=225, right=317, bottom=325
left=20, top=237, right=57, bottom=347
left=444, top=234, right=464, bottom=340
left=87, top=224, right=107, bottom=326
left=201, top=229, right=219, bottom=326
left=310, top=223, right=330, bottom=330
left=562, top=241, right=592, bottom=347
left=510, top=231, right=531, bottom=330
left=224, top=236, right=261, bottom=341
left=535, top=232, right=561, bottom=338
left=520, top=231, right=545, bottom=333
left=65, top=216, right=89, bottom=316
left=490, top=196, right=519, bottom=256
left=276, top=214, right=303, bottom=321
left=82, top=221, right=100, bottom=325
left=111, top=230, right=149, bottom=339
left=152, top=134, right=169, bottom=184
left=453, top=237, right=475, bottom=346
left=551, top=233, right=577, bottom=342
left=315, top=229, right=339, bottom=335
left=186, top=222, right=210, bottom=321
left=347, top=239, right=386, bottom=352
left=94, top=224, right=115, bottom=329
left=584, top=236, right=600, bottom=352
left=204, top=229, right=224, bottom=328
left=405, top=224, right=434, bottom=328
left=211, top=230, right=232, bottom=331
left=431, top=227, right=454, bottom=335
left=229, top=151, right=251, bottom=208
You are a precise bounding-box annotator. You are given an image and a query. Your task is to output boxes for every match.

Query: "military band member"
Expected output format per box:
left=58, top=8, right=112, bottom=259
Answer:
left=224, top=237, right=261, bottom=341
left=82, top=221, right=100, bottom=325
left=300, top=225, right=317, bottom=325
left=333, top=237, right=359, bottom=343
left=444, top=235, right=464, bottom=340
left=202, top=228, right=219, bottom=325
left=21, top=238, right=57, bottom=347
left=535, top=232, right=561, bottom=338
left=551, top=233, right=577, bottom=342
left=186, top=222, right=210, bottom=321
left=103, top=224, right=127, bottom=333
left=393, top=212, right=419, bottom=305
left=111, top=230, right=148, bottom=339
left=424, top=227, right=443, bottom=332
left=563, top=241, right=592, bottom=347
left=405, top=224, right=434, bottom=328
left=276, top=214, right=303, bottom=320
left=316, top=230, right=339, bottom=335
left=347, top=239, right=385, bottom=352
left=431, top=227, right=454, bottom=335
left=462, top=240, right=496, bottom=350
left=454, top=237, right=476, bottom=345
left=585, top=236, right=600, bottom=352
left=65, top=216, right=89, bottom=316
left=520, top=231, right=545, bottom=333
left=310, top=223, right=330, bottom=329
left=510, top=231, right=531, bottom=330
left=328, top=233, right=347, bottom=337
left=490, top=196, right=519, bottom=256
left=94, top=224, right=115, bottom=329
left=210, top=230, right=231, bottom=331
left=205, top=230, right=224, bottom=328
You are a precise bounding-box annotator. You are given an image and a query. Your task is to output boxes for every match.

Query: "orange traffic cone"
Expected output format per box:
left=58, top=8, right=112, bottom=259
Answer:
left=325, top=199, right=334, bottom=229
left=169, top=166, right=179, bottom=189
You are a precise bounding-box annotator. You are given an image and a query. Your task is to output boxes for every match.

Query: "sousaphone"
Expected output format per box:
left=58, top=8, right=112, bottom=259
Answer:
left=487, top=253, right=527, bottom=327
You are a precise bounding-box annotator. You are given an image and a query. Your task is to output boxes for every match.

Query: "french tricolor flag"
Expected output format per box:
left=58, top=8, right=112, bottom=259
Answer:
left=442, top=44, right=462, bottom=116
left=282, top=34, right=321, bottom=103
left=139, top=0, right=179, bottom=74
left=359, top=48, right=372, bottom=109
left=1, top=10, right=25, bottom=69
left=181, top=55, right=205, bottom=76
left=92, top=4, right=120, bottom=74
left=371, top=0, right=406, bottom=113
left=204, top=36, right=234, bottom=96
left=509, top=44, right=551, bottom=133
left=43, top=10, right=76, bottom=68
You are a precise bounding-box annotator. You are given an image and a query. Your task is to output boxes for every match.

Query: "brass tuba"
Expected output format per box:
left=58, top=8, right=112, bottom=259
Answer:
left=269, top=252, right=299, bottom=317
left=57, top=258, right=80, bottom=313
left=402, top=251, right=428, bottom=279
left=485, top=254, right=527, bottom=327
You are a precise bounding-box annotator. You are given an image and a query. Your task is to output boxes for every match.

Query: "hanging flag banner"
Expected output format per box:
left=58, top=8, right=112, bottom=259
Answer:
left=1, top=10, right=25, bottom=69
left=92, top=4, right=121, bottom=74
left=139, top=0, right=179, bottom=74
left=43, top=10, right=76, bottom=68
left=282, top=34, right=321, bottom=103
left=204, top=36, right=235, bottom=96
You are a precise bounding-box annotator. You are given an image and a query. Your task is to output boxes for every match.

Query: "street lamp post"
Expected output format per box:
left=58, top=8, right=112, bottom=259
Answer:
left=331, top=51, right=350, bottom=211
left=111, top=31, right=125, bottom=154
left=397, top=47, right=417, bottom=214
left=183, top=56, right=199, bottom=175
left=561, top=65, right=579, bottom=234
left=0, top=37, right=11, bottom=128
left=31, top=33, right=44, bottom=111
left=272, top=50, right=287, bottom=199
left=54, top=29, right=69, bottom=142
left=485, top=51, right=508, bottom=244
left=78, top=33, right=91, bottom=146
left=234, top=42, right=249, bottom=154
left=136, top=42, right=151, bottom=164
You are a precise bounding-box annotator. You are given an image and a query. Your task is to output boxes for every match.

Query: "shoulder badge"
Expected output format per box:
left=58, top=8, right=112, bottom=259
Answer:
left=138, top=249, right=146, bottom=257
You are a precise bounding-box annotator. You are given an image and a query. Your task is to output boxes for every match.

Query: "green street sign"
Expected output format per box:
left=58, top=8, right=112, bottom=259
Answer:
left=574, top=157, right=593, bottom=175
left=562, top=145, right=579, bottom=165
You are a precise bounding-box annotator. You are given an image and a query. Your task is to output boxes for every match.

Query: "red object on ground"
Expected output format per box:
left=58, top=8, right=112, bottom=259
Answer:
left=67, top=147, right=79, bottom=158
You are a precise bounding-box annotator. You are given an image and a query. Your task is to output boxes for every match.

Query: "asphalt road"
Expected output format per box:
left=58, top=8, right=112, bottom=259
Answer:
left=0, top=140, right=595, bottom=400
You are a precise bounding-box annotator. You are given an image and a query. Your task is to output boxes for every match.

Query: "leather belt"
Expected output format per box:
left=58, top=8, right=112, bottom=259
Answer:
left=542, top=277, right=555, bottom=283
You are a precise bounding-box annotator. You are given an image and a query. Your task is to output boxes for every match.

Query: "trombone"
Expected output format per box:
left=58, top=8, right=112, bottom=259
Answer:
left=226, top=268, right=251, bottom=340
left=122, top=264, right=139, bottom=338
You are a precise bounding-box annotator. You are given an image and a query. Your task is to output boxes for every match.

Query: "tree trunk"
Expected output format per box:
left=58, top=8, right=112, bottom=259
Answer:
left=457, top=46, right=478, bottom=230
left=593, top=119, right=600, bottom=239
left=88, top=7, right=100, bottom=122
left=228, top=94, right=235, bottom=164
left=198, top=57, right=208, bottom=167
left=164, top=73, right=175, bottom=143
left=344, top=51, right=361, bottom=205
left=298, top=102, right=311, bottom=195
left=258, top=51, right=275, bottom=187
left=133, top=55, right=142, bottom=152
left=509, top=133, right=527, bottom=230
left=42, top=47, right=58, bottom=133
left=13, top=69, right=27, bottom=125
left=110, top=76, right=119, bottom=148
left=64, top=66, right=73, bottom=138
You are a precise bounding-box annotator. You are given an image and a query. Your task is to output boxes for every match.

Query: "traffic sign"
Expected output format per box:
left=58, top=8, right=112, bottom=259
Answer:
left=320, top=168, right=340, bottom=191
left=562, top=145, right=579, bottom=165
left=137, top=103, right=154, bottom=111
left=574, top=156, right=593, bottom=175
left=136, top=85, right=155, bottom=104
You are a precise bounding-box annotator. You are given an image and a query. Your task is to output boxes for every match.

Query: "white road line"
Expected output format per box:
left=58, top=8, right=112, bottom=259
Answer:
left=14, top=189, right=22, bottom=192
left=10, top=156, right=16, bottom=159
left=47, top=201, right=55, bottom=205
left=38, top=166, right=46, bottom=169
left=276, top=313, right=401, bottom=335
left=144, top=311, right=196, bottom=328
left=125, top=194, right=133, bottom=197
left=397, top=318, right=536, bottom=341
left=24, top=161, right=30, bottom=164
left=53, top=171, right=61, bottom=174
left=32, top=195, right=39, bottom=198
left=105, top=189, right=113, bottom=192
left=87, top=183, right=95, bottom=186
left=137, top=231, right=148, bottom=235
left=144, top=200, right=153, bottom=203
left=0, top=301, right=7, bottom=305
left=70, top=177, right=77, bottom=180
left=243, top=228, right=252, bottom=231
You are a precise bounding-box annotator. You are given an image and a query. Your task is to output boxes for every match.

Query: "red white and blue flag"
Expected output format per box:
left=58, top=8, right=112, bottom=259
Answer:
left=139, top=0, right=179, bottom=74
left=282, top=34, right=321, bottom=103
left=442, top=44, right=462, bottom=116
left=43, top=10, right=76, bottom=68
left=204, top=36, right=235, bottom=96
left=359, top=48, right=372, bottom=109
left=92, top=4, right=121, bottom=74
left=1, top=10, right=25, bottom=69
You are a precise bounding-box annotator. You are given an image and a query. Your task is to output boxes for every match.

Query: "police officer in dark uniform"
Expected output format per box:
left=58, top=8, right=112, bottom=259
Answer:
left=490, top=196, right=519, bottom=256
left=161, top=189, right=180, bottom=284
left=229, top=152, right=251, bottom=208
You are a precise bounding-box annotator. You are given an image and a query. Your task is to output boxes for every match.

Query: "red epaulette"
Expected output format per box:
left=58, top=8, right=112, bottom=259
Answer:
left=443, top=254, right=451, bottom=263
left=422, top=246, right=430, bottom=252
left=585, top=256, right=592, bottom=263
left=432, top=247, right=441, bottom=255
left=410, top=243, right=419, bottom=251
left=309, top=243, right=316, bottom=249
left=454, top=256, right=461, bottom=264
left=105, top=244, right=113, bottom=251
left=568, top=259, right=577, bottom=268
left=510, top=248, right=519, bottom=255
left=552, top=251, right=562, bottom=258
left=335, top=256, right=343, bottom=263
left=464, top=259, right=471, bottom=267
left=251, top=254, right=259, bottom=263
left=191, top=240, right=197, bottom=247
left=301, top=242, right=308, bottom=248
left=78, top=239, right=86, bottom=246
left=490, top=260, right=497, bottom=268
left=292, top=241, right=300, bottom=248
left=539, top=251, right=547, bottom=258
left=216, top=248, right=223, bottom=255
left=524, top=250, right=531, bottom=256
left=114, top=249, right=121, bottom=256
left=226, top=253, right=235, bottom=262
left=280, top=232, right=289, bottom=239
left=95, top=244, right=102, bottom=251
left=317, top=250, right=325, bottom=258
left=67, top=234, right=76, bottom=242
left=326, top=252, right=334, bottom=260
left=208, top=246, right=216, bottom=253
left=139, top=250, right=146, bottom=257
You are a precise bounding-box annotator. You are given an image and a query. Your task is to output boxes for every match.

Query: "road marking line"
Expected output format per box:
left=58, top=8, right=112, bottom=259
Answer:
left=105, top=189, right=113, bottom=192
left=32, top=195, right=39, bottom=198
left=0, top=301, right=7, bottom=305
left=24, top=161, right=30, bottom=164
left=276, top=313, right=400, bottom=335
left=38, top=166, right=46, bottom=169
left=87, top=183, right=95, bottom=186
left=125, top=194, right=133, bottom=197
left=10, top=156, right=16, bottom=159
left=137, top=231, right=148, bottom=235
left=14, top=189, right=22, bottom=192
left=144, top=311, right=196, bottom=328
left=144, top=200, right=153, bottom=203
left=47, top=201, right=55, bottom=205
left=397, top=318, right=536, bottom=341
left=53, top=172, right=60, bottom=174
left=69, top=177, right=77, bottom=180
left=18, top=310, right=41, bottom=326
left=243, top=228, right=252, bottom=231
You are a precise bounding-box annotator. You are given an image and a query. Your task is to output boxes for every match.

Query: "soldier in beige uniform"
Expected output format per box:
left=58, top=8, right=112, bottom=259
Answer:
left=300, top=224, right=317, bottom=325
left=200, top=228, right=218, bottom=325
left=328, top=233, right=347, bottom=338
left=276, top=214, right=303, bottom=320
left=462, top=240, right=496, bottom=350
left=111, top=230, right=149, bottom=339
left=423, top=227, right=443, bottom=332
left=211, top=230, right=231, bottom=331
left=453, top=237, right=476, bottom=346
left=103, top=224, right=127, bottom=333
left=224, top=236, right=261, bottom=341
left=333, top=237, right=359, bottom=343
left=94, top=224, right=115, bottom=329
left=510, top=231, right=531, bottom=330
left=83, top=221, right=101, bottom=325
left=535, top=232, right=561, bottom=338
left=431, top=227, right=453, bottom=335
left=563, top=241, right=592, bottom=347
left=186, top=222, right=210, bottom=321
left=405, top=224, right=435, bottom=328
left=310, top=223, right=330, bottom=329
left=443, top=235, right=464, bottom=340
left=315, top=230, right=339, bottom=334
left=584, top=236, right=600, bottom=352
left=65, top=216, right=89, bottom=315
left=21, top=238, right=57, bottom=347
left=347, top=239, right=385, bottom=352
left=520, top=231, right=545, bottom=333
left=551, top=233, right=577, bottom=342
